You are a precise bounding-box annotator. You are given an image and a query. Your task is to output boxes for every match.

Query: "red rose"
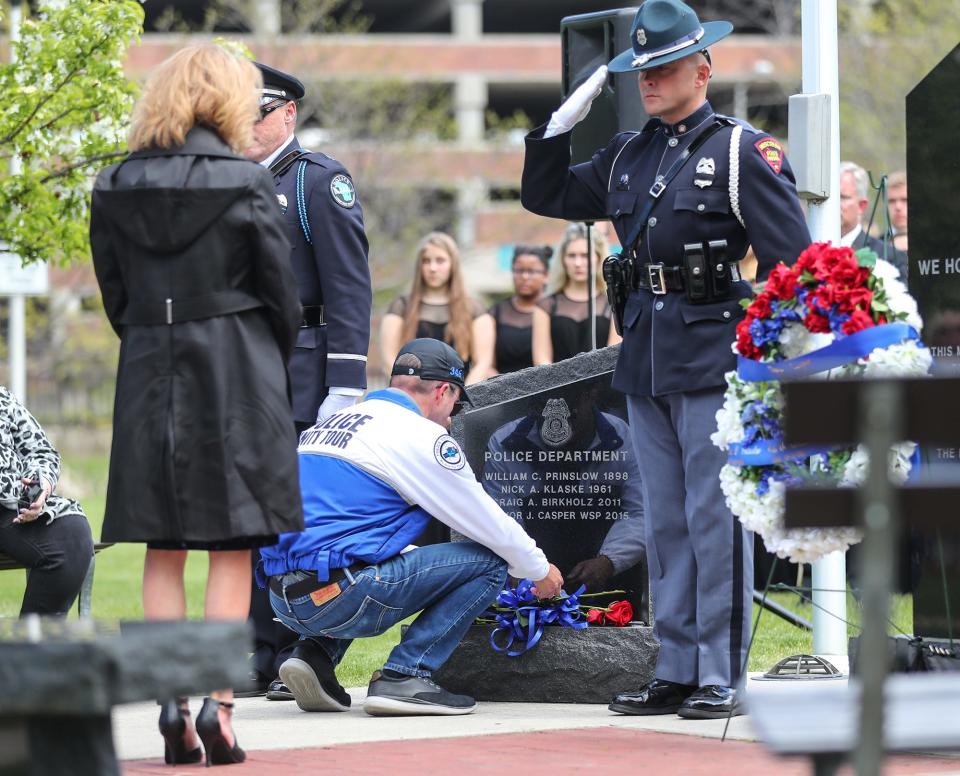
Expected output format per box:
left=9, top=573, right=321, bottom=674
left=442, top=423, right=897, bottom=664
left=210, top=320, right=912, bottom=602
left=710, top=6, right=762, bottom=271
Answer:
left=841, top=309, right=875, bottom=335
left=604, top=600, right=634, bottom=626
left=803, top=311, right=831, bottom=333
left=586, top=608, right=605, bottom=625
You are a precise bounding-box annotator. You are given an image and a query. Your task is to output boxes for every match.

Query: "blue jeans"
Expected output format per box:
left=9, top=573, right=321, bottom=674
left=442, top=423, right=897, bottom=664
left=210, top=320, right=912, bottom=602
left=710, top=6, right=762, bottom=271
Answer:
left=269, top=541, right=507, bottom=677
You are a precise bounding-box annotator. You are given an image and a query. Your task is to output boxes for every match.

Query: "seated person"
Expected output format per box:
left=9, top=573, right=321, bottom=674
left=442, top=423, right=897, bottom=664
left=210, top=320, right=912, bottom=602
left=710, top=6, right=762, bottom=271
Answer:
left=0, top=386, right=94, bottom=616
left=258, top=338, right=562, bottom=716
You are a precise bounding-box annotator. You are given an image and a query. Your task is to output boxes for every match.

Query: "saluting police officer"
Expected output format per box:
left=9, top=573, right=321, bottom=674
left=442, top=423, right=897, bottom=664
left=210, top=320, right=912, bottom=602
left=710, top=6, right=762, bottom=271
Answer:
left=521, top=0, right=810, bottom=718
left=238, top=62, right=373, bottom=700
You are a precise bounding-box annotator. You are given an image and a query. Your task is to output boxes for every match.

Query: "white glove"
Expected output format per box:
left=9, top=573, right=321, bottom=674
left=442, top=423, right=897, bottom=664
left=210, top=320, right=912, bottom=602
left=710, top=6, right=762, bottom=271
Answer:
left=316, top=392, right=357, bottom=423
left=544, top=65, right=608, bottom=139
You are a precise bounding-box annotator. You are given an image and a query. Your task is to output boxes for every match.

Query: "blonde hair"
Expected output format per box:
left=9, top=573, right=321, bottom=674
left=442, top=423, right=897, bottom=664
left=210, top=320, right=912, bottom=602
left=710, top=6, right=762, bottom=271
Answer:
left=552, top=222, right=609, bottom=294
left=402, top=232, right=473, bottom=361
left=128, top=44, right=260, bottom=153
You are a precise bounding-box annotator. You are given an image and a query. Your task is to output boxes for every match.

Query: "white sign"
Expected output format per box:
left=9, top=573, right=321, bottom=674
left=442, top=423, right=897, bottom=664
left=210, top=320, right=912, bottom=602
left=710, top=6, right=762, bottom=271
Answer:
left=0, top=252, right=48, bottom=295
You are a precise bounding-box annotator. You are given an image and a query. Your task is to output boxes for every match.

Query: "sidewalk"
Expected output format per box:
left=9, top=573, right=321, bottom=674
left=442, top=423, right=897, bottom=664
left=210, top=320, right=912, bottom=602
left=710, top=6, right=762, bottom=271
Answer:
left=117, top=683, right=960, bottom=775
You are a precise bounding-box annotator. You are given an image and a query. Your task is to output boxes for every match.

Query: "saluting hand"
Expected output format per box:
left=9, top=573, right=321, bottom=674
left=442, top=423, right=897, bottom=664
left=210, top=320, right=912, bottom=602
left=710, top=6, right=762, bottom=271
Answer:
left=545, top=65, right=608, bottom=139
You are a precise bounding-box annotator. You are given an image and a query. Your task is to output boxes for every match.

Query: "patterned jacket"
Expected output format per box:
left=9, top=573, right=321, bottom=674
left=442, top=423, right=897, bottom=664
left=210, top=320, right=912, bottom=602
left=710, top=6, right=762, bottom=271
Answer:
left=0, top=386, right=85, bottom=522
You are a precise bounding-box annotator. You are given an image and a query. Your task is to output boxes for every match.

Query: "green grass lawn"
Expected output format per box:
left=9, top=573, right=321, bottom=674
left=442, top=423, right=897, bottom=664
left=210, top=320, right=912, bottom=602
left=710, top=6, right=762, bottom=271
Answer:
left=0, top=450, right=914, bottom=687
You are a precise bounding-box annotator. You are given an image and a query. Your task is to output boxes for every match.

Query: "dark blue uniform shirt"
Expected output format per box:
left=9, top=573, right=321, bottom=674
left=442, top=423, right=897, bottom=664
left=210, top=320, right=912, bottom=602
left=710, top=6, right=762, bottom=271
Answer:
left=272, top=138, right=372, bottom=422
left=521, top=101, right=811, bottom=397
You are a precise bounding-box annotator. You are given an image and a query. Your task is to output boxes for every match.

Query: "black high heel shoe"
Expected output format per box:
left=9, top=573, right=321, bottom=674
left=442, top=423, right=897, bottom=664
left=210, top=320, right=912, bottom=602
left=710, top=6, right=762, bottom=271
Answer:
left=158, top=697, right=203, bottom=765
left=195, top=697, right=246, bottom=766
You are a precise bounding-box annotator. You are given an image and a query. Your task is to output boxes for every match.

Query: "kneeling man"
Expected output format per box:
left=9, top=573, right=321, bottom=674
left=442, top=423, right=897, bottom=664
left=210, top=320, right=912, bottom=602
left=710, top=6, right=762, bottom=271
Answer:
left=258, top=338, right=562, bottom=716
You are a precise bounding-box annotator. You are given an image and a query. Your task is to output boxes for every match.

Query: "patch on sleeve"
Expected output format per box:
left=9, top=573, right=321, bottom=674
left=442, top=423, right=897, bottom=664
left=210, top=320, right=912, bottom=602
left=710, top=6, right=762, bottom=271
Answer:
left=754, top=138, right=783, bottom=174
left=433, top=435, right=465, bottom=471
left=329, top=174, right=356, bottom=208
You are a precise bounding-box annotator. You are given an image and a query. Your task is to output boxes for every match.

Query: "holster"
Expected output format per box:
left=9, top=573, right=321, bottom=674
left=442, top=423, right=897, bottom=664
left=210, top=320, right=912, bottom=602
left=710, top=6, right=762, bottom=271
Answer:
left=603, top=254, right=633, bottom=336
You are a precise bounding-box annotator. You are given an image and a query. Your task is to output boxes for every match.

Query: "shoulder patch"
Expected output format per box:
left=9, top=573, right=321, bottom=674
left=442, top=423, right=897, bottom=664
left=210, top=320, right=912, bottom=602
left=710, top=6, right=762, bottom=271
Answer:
left=329, top=174, right=356, bottom=208
left=433, top=435, right=465, bottom=471
left=754, top=138, right=783, bottom=174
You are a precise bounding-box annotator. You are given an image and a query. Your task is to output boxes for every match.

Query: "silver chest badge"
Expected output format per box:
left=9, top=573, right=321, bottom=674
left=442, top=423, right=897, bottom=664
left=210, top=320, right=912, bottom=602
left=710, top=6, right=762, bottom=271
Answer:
left=540, top=398, right=573, bottom=448
left=694, top=157, right=716, bottom=189
left=277, top=193, right=288, bottom=212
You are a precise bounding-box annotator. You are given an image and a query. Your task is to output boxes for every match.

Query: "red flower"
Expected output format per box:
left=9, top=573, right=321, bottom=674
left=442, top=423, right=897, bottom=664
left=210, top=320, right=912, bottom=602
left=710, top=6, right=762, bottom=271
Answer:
left=803, top=311, right=831, bottom=333
left=586, top=608, right=605, bottom=625
left=830, top=255, right=869, bottom=288
left=747, top=292, right=773, bottom=320
left=834, top=286, right=873, bottom=312
left=763, top=264, right=800, bottom=300
left=841, top=309, right=875, bottom=335
left=736, top=324, right=763, bottom=360
left=604, top=601, right=634, bottom=626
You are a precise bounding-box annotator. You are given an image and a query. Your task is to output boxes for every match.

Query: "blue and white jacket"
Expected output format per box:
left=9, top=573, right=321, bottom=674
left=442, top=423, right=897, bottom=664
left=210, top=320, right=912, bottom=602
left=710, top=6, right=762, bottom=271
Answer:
left=257, top=388, right=550, bottom=585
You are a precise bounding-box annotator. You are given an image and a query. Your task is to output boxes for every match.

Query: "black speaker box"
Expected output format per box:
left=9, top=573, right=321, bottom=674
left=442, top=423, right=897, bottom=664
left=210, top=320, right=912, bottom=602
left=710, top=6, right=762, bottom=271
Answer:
left=561, top=8, right=648, bottom=165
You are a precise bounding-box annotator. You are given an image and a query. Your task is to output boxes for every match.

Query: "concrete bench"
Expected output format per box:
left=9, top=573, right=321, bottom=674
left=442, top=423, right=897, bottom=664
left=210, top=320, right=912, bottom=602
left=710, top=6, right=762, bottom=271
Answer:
left=0, top=542, right=113, bottom=617
left=0, top=617, right=250, bottom=776
left=747, top=673, right=960, bottom=775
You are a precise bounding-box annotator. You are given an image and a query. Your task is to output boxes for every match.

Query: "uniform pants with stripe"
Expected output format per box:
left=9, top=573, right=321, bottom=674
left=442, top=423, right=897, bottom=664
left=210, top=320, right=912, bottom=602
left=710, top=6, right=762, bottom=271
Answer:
left=626, top=387, right=753, bottom=688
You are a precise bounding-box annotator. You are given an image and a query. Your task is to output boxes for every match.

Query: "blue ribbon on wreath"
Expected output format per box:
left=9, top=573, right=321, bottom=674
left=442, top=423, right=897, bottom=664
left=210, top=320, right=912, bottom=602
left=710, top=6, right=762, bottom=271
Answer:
left=487, top=580, right=588, bottom=657
left=736, top=322, right=921, bottom=383
left=728, top=439, right=837, bottom=466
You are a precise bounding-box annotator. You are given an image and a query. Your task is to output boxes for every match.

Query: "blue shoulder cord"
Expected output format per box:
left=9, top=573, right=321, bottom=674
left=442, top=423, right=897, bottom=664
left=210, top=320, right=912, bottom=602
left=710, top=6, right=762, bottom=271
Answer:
left=296, top=159, right=313, bottom=245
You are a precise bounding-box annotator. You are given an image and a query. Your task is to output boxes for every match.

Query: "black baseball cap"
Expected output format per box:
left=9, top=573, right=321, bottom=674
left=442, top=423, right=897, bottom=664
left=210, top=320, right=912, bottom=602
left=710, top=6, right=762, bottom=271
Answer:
left=391, top=338, right=472, bottom=405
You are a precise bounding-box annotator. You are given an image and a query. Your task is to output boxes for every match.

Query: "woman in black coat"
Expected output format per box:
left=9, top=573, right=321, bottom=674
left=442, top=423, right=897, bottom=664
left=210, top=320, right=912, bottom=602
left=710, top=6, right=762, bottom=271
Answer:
left=90, top=44, right=303, bottom=766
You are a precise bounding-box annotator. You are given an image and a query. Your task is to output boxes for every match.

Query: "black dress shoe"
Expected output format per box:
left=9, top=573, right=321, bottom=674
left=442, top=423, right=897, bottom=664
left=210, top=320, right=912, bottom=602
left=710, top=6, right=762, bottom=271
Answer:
left=677, top=685, right=743, bottom=719
left=233, top=669, right=271, bottom=698
left=278, top=640, right=351, bottom=712
left=608, top=679, right=697, bottom=715
left=265, top=678, right=295, bottom=701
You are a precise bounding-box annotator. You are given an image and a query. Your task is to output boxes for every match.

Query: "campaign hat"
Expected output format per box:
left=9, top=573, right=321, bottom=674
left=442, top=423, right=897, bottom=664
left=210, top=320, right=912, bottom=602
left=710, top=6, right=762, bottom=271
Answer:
left=608, top=0, right=732, bottom=74
left=391, top=338, right=472, bottom=405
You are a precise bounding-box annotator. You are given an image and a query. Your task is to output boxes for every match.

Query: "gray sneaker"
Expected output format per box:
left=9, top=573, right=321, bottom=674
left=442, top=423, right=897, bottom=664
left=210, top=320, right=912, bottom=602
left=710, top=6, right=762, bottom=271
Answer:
left=363, top=671, right=477, bottom=716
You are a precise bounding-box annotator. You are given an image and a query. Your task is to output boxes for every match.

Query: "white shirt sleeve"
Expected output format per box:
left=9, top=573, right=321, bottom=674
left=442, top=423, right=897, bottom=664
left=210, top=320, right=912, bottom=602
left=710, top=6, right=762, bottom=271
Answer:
left=384, top=432, right=550, bottom=582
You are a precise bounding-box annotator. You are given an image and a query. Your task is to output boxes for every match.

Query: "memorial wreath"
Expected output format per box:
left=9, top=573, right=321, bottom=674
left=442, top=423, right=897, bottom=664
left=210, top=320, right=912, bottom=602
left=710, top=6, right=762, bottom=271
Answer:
left=712, top=243, right=932, bottom=564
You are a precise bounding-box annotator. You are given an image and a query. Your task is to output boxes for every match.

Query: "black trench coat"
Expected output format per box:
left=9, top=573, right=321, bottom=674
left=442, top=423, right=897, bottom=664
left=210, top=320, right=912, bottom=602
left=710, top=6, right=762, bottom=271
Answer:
left=90, top=126, right=305, bottom=544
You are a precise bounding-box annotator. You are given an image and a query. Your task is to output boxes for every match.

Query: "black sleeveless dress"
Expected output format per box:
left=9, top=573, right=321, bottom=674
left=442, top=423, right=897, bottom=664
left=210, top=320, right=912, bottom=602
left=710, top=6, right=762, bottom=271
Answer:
left=490, top=298, right=534, bottom=373
left=538, top=292, right=611, bottom=361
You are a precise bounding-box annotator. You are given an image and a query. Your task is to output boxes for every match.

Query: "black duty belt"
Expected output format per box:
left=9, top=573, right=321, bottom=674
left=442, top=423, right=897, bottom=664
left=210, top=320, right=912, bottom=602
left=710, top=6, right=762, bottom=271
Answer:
left=300, top=304, right=325, bottom=327
left=121, top=289, right=263, bottom=326
left=269, top=564, right=363, bottom=598
left=635, top=261, right=742, bottom=294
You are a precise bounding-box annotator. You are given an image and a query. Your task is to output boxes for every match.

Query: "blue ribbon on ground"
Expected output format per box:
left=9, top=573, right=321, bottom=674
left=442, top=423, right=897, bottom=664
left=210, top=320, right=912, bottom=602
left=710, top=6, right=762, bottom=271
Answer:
left=736, top=322, right=920, bottom=383
left=487, top=580, right=588, bottom=657
left=727, top=439, right=837, bottom=466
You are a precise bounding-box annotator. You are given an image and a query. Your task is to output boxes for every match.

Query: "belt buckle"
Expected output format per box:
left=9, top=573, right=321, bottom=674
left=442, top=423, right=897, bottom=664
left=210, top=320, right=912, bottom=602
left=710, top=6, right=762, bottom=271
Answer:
left=649, top=180, right=667, bottom=198
left=647, top=263, right=667, bottom=295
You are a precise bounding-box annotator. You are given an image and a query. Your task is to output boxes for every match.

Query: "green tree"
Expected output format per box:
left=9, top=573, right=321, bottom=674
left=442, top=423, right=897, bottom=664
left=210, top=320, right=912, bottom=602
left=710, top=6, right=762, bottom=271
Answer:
left=838, top=0, right=960, bottom=177
left=0, top=0, right=143, bottom=266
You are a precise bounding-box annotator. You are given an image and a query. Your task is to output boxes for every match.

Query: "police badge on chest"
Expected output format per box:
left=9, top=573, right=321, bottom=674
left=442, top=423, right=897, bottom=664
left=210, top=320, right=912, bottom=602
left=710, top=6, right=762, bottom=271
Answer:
left=694, top=157, right=715, bottom=189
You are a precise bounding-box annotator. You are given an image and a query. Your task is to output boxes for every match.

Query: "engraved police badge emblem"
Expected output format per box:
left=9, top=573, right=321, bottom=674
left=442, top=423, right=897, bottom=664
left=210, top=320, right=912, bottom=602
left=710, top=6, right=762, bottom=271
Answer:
left=694, top=157, right=716, bottom=189
left=277, top=193, right=288, bottom=213
left=636, top=28, right=647, bottom=46
left=540, top=398, right=573, bottom=448
left=330, top=174, right=356, bottom=208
